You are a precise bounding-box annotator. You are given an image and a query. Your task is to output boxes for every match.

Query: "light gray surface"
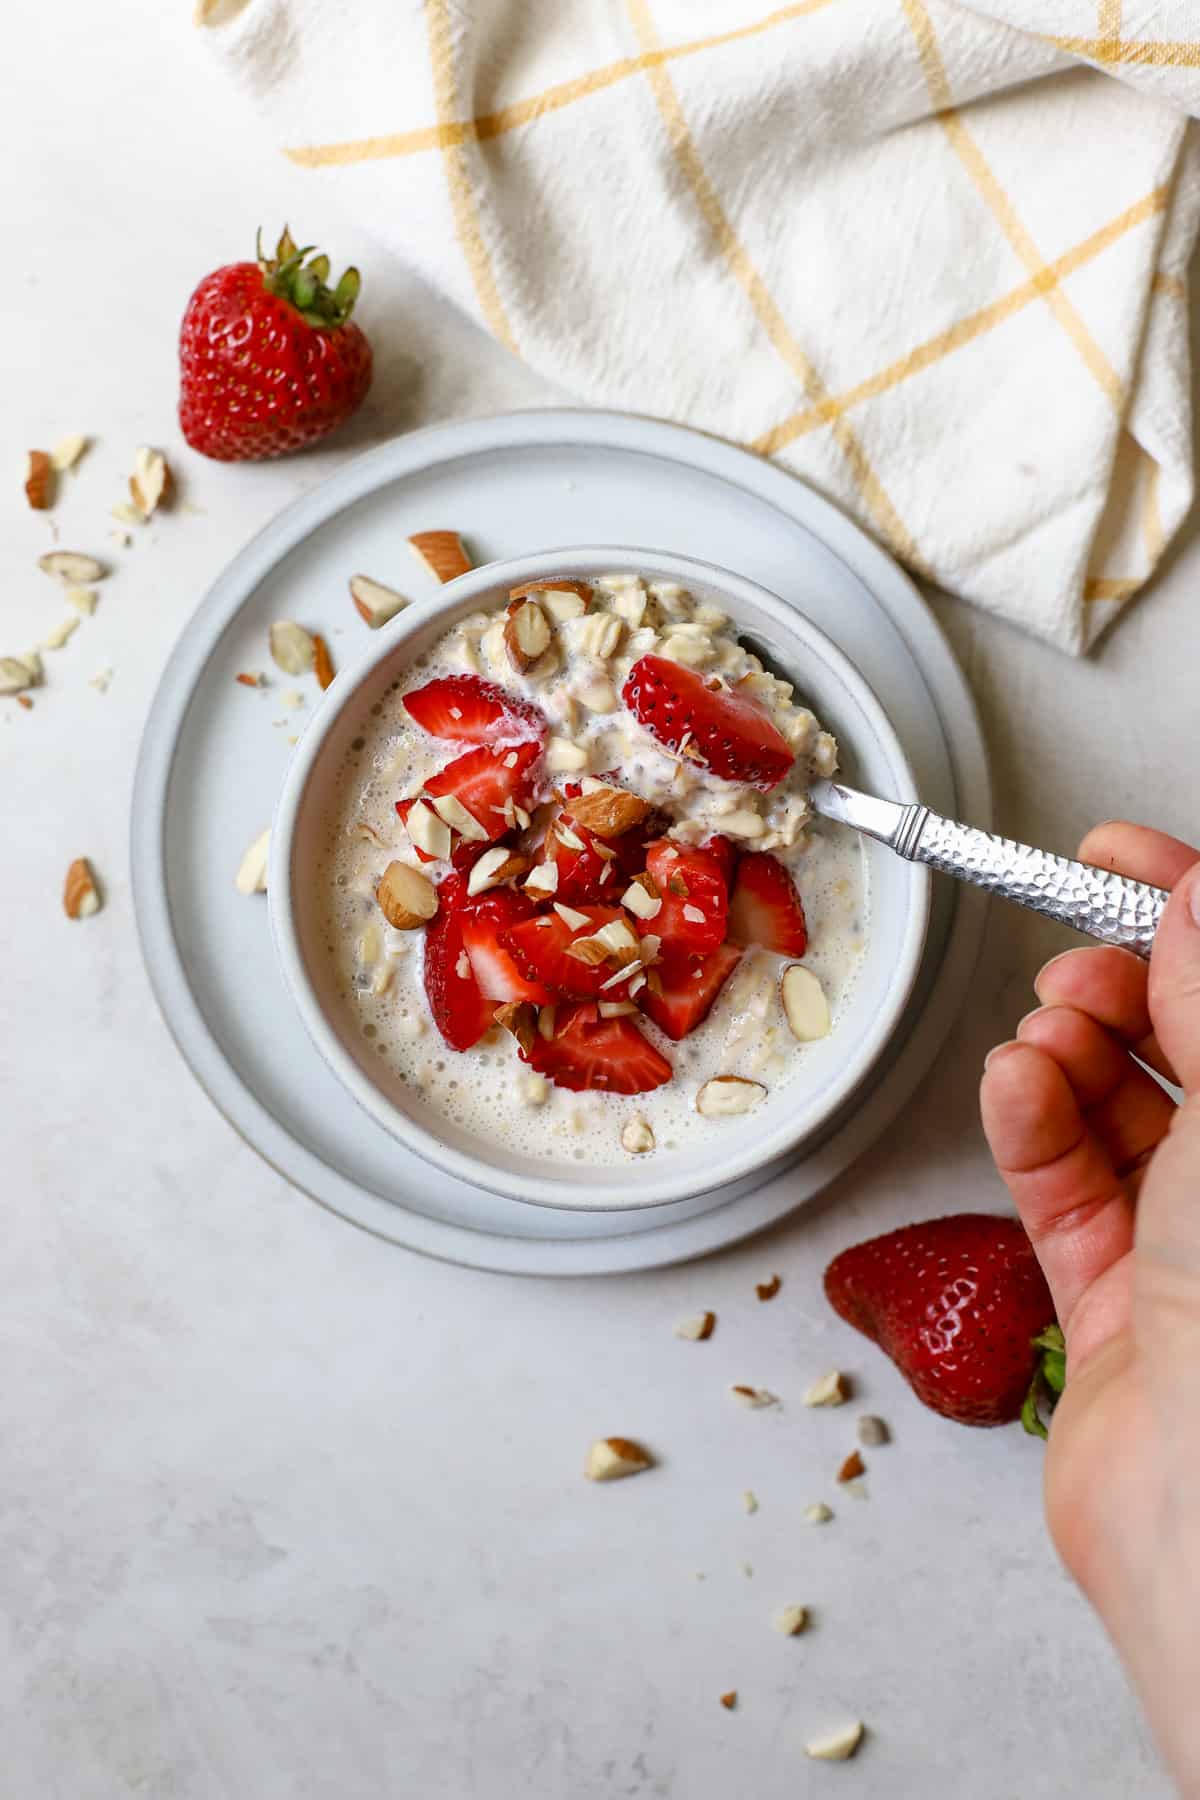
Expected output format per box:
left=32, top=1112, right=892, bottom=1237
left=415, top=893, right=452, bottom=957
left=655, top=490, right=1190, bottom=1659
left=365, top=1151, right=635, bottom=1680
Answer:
left=3, top=6, right=1197, bottom=1796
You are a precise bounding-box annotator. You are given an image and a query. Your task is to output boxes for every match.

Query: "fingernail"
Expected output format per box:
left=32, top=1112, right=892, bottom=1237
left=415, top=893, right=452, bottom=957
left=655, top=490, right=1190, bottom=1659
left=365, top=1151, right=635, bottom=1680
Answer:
left=1016, top=1009, right=1041, bottom=1034
left=984, top=1041, right=1021, bottom=1071
left=1033, top=951, right=1070, bottom=998
left=1187, top=866, right=1200, bottom=930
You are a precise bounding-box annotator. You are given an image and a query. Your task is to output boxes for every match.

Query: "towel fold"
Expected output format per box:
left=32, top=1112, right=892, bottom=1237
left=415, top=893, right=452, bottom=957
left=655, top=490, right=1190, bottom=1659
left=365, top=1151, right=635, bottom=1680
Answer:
left=201, top=0, right=1200, bottom=652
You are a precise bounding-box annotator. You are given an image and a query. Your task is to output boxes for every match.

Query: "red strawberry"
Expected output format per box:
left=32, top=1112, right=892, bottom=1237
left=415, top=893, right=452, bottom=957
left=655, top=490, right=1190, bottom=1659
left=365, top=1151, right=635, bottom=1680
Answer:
left=621, top=656, right=794, bottom=791
left=179, top=228, right=372, bottom=462
left=547, top=822, right=612, bottom=904
left=503, top=904, right=629, bottom=999
left=402, top=675, right=545, bottom=747
left=701, top=833, right=738, bottom=893
left=727, top=852, right=807, bottom=956
left=424, top=741, right=541, bottom=843
left=422, top=873, right=493, bottom=1051
left=639, top=942, right=742, bottom=1041
left=459, top=889, right=550, bottom=1005
left=522, top=1002, right=672, bottom=1095
left=644, top=840, right=728, bottom=954
left=824, top=1214, right=1060, bottom=1430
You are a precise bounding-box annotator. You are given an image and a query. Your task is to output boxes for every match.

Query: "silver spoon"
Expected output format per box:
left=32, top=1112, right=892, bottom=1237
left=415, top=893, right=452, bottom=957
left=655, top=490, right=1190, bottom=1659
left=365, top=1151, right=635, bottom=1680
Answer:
left=809, top=778, right=1170, bottom=959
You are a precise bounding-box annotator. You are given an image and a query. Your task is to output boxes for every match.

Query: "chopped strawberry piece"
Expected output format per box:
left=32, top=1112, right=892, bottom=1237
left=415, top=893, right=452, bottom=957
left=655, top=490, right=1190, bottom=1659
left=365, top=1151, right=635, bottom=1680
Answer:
left=621, top=655, right=794, bottom=791
left=644, top=839, right=728, bottom=955
left=424, top=740, right=540, bottom=843
left=402, top=674, right=545, bottom=746
left=503, top=904, right=630, bottom=999
left=545, top=813, right=612, bottom=903
left=459, top=888, right=551, bottom=1005
left=700, top=833, right=738, bottom=894
left=422, top=873, right=494, bottom=1051
left=639, top=942, right=742, bottom=1041
left=522, top=1002, right=672, bottom=1095
left=727, top=852, right=808, bottom=956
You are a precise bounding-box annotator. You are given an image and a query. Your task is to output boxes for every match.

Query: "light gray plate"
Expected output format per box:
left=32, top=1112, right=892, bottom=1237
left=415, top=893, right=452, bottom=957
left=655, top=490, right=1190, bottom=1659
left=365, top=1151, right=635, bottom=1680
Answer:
left=131, top=408, right=990, bottom=1275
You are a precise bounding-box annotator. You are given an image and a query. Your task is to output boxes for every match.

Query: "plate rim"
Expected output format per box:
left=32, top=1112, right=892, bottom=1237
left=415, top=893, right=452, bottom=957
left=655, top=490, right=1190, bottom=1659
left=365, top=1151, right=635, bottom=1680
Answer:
left=131, top=405, right=992, bottom=1276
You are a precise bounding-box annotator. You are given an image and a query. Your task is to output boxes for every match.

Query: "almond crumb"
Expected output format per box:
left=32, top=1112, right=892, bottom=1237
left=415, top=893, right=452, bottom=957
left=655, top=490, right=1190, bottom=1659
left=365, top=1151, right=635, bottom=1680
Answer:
left=742, top=1490, right=758, bottom=1515
left=63, top=857, right=102, bottom=918
left=857, top=1415, right=890, bottom=1447
left=234, top=828, right=271, bottom=895
left=755, top=1275, right=782, bottom=1302
left=836, top=1451, right=865, bottom=1484
left=804, top=1502, right=833, bottom=1525
left=730, top=1386, right=778, bottom=1409
left=235, top=672, right=263, bottom=688
left=584, top=1438, right=653, bottom=1482
left=312, top=633, right=335, bottom=691
left=805, top=1722, right=864, bottom=1762
left=803, top=1370, right=850, bottom=1408
left=719, top=1692, right=737, bottom=1712
left=408, top=530, right=472, bottom=583
left=51, top=434, right=88, bottom=473
left=674, top=1311, right=716, bottom=1341
left=24, top=450, right=53, bottom=510
left=772, top=1605, right=809, bottom=1636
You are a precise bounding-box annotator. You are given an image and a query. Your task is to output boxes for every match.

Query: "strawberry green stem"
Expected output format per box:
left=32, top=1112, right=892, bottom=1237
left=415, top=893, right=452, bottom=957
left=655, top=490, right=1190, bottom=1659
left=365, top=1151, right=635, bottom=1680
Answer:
left=254, top=225, right=363, bottom=329
left=1021, top=1324, right=1066, bottom=1439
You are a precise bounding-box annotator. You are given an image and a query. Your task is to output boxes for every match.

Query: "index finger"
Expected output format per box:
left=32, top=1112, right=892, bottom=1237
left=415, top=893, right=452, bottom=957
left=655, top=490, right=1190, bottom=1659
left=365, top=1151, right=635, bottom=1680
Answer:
left=1076, top=821, right=1199, bottom=890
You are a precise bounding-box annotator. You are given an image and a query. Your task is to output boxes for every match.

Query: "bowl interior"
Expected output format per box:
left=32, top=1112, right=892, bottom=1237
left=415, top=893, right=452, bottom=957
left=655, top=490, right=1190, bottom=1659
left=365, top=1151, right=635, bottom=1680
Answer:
left=276, top=549, right=928, bottom=1210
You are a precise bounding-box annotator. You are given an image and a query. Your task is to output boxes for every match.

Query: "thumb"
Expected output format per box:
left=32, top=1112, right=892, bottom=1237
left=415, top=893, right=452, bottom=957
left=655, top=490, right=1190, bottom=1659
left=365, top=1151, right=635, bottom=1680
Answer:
left=1148, top=859, right=1200, bottom=1095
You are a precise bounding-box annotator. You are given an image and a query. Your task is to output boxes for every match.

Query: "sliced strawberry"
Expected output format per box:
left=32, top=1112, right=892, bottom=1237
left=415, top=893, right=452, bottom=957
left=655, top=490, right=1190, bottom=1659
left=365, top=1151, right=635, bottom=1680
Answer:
left=621, top=656, right=794, bottom=791
left=402, top=674, right=545, bottom=746
left=522, top=1002, right=672, bottom=1095
left=459, top=889, right=551, bottom=1005
left=644, top=839, right=728, bottom=955
left=503, top=904, right=629, bottom=999
left=727, top=852, right=808, bottom=956
left=422, top=873, right=493, bottom=1051
left=424, top=740, right=541, bottom=844
left=639, top=942, right=742, bottom=1041
left=700, top=833, right=738, bottom=894
left=545, top=812, right=615, bottom=903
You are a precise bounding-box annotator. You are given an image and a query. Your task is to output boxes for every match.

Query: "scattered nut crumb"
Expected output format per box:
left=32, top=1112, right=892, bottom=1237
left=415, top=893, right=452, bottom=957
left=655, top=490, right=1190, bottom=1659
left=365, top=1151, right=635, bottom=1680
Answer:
left=518, top=1071, right=549, bottom=1107
left=742, top=1490, right=758, bottom=1515
left=620, top=1115, right=655, bottom=1154
left=88, top=668, right=113, bottom=694
left=0, top=655, right=42, bottom=696
left=63, top=857, right=102, bottom=919
left=836, top=1451, right=865, bottom=1484
left=730, top=1386, right=778, bottom=1409
left=129, top=446, right=171, bottom=519
left=15, top=694, right=33, bottom=711
left=803, top=1370, right=850, bottom=1408
left=42, top=616, right=80, bottom=651
left=804, top=1503, right=833, bottom=1525
left=111, top=501, right=143, bottom=527
left=755, top=1274, right=781, bottom=1302
left=857, top=1414, right=890, bottom=1447
left=235, top=828, right=271, bottom=895
left=66, top=587, right=98, bottom=616
left=350, top=572, right=409, bottom=629
left=39, top=551, right=106, bottom=585
left=281, top=689, right=305, bottom=711
left=408, top=530, right=472, bottom=584
left=236, top=672, right=264, bottom=688
left=805, top=1722, right=865, bottom=1762
left=673, top=1311, right=716, bottom=1341
left=312, top=632, right=335, bottom=690
left=51, top=434, right=88, bottom=473
left=772, top=1605, right=809, bottom=1636
left=719, top=1692, right=738, bottom=1712
left=24, top=450, right=54, bottom=510
left=584, top=1437, right=653, bottom=1482
left=110, top=528, right=133, bottom=549
left=269, top=620, right=315, bottom=676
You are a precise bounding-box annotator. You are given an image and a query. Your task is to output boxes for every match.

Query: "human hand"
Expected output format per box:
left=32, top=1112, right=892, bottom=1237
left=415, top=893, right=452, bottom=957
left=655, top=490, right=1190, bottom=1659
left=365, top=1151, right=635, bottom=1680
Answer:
left=980, top=822, right=1200, bottom=1796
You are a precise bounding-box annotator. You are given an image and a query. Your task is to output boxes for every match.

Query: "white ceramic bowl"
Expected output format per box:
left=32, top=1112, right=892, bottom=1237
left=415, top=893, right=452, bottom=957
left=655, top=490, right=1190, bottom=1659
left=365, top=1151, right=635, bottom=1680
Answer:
left=269, top=547, right=929, bottom=1211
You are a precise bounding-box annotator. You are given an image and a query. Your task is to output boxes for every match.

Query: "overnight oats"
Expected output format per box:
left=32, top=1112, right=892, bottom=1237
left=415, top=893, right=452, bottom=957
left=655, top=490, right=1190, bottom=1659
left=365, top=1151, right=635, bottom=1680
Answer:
left=319, top=571, right=867, bottom=1164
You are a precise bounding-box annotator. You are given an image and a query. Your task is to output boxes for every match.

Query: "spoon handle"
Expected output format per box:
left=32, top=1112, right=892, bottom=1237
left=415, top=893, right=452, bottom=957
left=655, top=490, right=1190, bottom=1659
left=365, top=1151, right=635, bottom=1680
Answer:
left=901, top=809, right=1169, bottom=958
left=809, top=781, right=1170, bottom=958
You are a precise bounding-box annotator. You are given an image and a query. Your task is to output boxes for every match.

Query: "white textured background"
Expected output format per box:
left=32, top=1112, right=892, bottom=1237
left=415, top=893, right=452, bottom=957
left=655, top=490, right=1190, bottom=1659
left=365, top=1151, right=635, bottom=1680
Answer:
left=3, top=6, right=1198, bottom=1796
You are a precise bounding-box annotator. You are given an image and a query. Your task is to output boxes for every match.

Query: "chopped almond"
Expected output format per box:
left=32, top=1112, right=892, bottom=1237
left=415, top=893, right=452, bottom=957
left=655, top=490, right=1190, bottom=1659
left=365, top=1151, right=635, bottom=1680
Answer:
left=235, top=672, right=263, bottom=688
left=503, top=599, right=551, bottom=674
left=269, top=621, right=315, bottom=676
left=804, top=1370, right=849, bottom=1408
left=836, top=1451, right=865, bottom=1484
left=755, top=1275, right=782, bottom=1302
left=730, top=1385, right=778, bottom=1409
left=312, top=633, right=335, bottom=691
left=376, top=860, right=438, bottom=930
left=24, top=451, right=53, bottom=510
left=494, top=1001, right=536, bottom=1053
left=350, top=573, right=409, bottom=629
left=584, top=1437, right=653, bottom=1482
left=39, top=551, right=106, bottom=585
left=408, top=530, right=472, bottom=584
left=130, top=446, right=171, bottom=518
left=719, top=1692, right=738, bottom=1712
left=508, top=577, right=591, bottom=605
left=564, top=784, right=651, bottom=839
left=63, top=857, right=101, bottom=919
left=674, top=1312, right=716, bottom=1341
left=51, top=434, right=88, bottom=473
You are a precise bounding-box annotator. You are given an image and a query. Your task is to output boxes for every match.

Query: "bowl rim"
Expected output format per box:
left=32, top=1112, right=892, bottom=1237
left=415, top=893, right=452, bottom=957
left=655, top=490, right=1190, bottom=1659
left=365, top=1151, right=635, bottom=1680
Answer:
left=268, top=546, right=931, bottom=1210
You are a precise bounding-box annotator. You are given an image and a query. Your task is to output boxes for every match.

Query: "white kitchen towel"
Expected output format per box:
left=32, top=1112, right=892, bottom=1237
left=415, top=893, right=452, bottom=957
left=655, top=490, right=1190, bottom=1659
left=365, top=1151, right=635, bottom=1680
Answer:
left=200, top=0, right=1200, bottom=653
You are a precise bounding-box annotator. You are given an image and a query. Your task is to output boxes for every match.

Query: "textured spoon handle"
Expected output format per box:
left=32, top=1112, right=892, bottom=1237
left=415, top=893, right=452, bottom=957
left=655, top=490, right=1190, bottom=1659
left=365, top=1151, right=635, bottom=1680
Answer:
left=900, top=810, right=1170, bottom=959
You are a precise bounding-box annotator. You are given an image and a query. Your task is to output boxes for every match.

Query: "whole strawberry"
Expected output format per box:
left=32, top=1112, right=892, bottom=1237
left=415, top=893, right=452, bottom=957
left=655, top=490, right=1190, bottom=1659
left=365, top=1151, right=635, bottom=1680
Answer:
left=179, top=227, right=372, bottom=461
left=824, top=1214, right=1063, bottom=1432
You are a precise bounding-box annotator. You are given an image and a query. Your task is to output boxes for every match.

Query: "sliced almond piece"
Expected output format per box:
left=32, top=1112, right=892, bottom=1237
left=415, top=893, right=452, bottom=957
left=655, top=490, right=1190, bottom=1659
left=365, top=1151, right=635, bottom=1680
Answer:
left=51, top=434, right=88, bottom=473
left=620, top=1115, right=655, bottom=1153
left=565, top=934, right=613, bottom=968
left=38, top=551, right=106, bottom=585
left=130, top=446, right=171, bottom=518
left=235, top=827, right=271, bottom=895
left=269, top=620, right=315, bottom=676
left=805, top=1502, right=834, bottom=1525
left=772, top=1605, right=809, bottom=1636
left=429, top=792, right=488, bottom=843
left=0, top=655, right=40, bottom=695
left=803, top=1370, right=849, bottom=1408
left=408, top=530, right=472, bottom=584
left=857, top=1415, right=890, bottom=1447
left=376, top=860, right=438, bottom=929
left=836, top=1451, right=865, bottom=1484
left=584, top=1437, right=653, bottom=1482
left=66, top=587, right=98, bottom=616
left=523, top=861, right=559, bottom=896
left=599, top=999, right=638, bottom=1019
left=697, top=1076, right=766, bottom=1118
left=494, top=1001, right=536, bottom=1053
left=350, top=573, right=409, bottom=629
left=805, top=1723, right=864, bottom=1763
left=24, top=450, right=53, bottom=510
left=42, top=616, right=80, bottom=651
left=508, top=577, right=591, bottom=610
left=674, top=1311, right=716, bottom=1341
left=621, top=875, right=662, bottom=922
left=503, top=598, right=551, bottom=674
left=312, top=633, right=335, bottom=691
left=730, top=1385, right=778, bottom=1409
left=63, top=857, right=102, bottom=919
left=553, top=821, right=586, bottom=852
left=467, top=845, right=529, bottom=896
left=553, top=902, right=590, bottom=932
left=564, top=784, right=651, bottom=839
left=405, top=800, right=453, bottom=861
left=782, top=964, right=831, bottom=1042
